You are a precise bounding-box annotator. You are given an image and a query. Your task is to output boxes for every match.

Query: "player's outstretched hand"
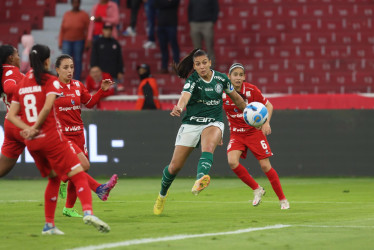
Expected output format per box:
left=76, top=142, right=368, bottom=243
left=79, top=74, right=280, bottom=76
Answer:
left=101, top=79, right=114, bottom=91
left=170, top=105, right=183, bottom=117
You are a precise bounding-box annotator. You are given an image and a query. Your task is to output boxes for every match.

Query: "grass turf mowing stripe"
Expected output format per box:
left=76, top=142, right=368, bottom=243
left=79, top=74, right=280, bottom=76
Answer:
left=67, top=224, right=290, bottom=250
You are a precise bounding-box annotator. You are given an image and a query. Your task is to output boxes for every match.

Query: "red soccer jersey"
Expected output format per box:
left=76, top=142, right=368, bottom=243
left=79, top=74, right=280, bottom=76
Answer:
left=223, top=82, right=268, bottom=134
left=12, top=71, right=61, bottom=134
left=54, top=79, right=102, bottom=134
left=1, top=65, right=24, bottom=111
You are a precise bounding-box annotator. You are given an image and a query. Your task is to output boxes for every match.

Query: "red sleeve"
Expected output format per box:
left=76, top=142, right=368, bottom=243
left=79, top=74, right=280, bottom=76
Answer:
left=45, top=75, right=61, bottom=96
left=12, top=85, right=20, bottom=103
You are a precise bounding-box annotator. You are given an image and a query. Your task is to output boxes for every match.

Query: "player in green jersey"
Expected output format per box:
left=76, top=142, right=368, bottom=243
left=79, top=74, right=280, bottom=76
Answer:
left=153, top=49, right=246, bottom=215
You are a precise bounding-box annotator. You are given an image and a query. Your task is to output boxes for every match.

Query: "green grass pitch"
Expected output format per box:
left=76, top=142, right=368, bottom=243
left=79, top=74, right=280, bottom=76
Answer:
left=1, top=177, right=374, bottom=250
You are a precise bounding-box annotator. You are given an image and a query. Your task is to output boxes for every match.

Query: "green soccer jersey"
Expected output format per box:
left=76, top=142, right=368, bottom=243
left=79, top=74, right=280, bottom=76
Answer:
left=181, top=70, right=234, bottom=125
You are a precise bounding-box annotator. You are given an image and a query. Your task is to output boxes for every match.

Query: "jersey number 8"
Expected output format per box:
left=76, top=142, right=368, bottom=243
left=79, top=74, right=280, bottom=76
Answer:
left=24, top=94, right=38, bottom=123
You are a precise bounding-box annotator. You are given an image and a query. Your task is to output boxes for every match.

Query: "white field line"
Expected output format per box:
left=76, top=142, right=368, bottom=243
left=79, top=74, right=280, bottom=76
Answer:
left=67, top=224, right=291, bottom=250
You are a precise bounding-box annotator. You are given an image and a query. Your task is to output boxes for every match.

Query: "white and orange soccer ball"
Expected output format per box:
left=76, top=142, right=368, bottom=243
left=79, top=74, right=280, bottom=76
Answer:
left=243, top=102, right=268, bottom=128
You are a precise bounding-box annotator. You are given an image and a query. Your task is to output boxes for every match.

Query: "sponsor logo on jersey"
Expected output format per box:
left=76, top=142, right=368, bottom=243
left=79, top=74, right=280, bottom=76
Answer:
left=215, top=84, right=223, bottom=94
left=229, top=113, right=243, bottom=118
left=214, top=75, right=225, bottom=81
left=205, top=87, right=214, bottom=91
left=64, top=125, right=82, bottom=132
left=233, top=127, right=247, bottom=132
left=5, top=70, right=13, bottom=76
left=59, top=105, right=81, bottom=112
left=198, top=99, right=220, bottom=106
left=246, top=91, right=251, bottom=97
left=190, top=116, right=216, bottom=123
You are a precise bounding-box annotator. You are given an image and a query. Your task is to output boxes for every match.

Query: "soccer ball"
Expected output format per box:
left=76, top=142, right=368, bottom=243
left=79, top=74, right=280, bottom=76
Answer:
left=243, top=102, right=268, bottom=128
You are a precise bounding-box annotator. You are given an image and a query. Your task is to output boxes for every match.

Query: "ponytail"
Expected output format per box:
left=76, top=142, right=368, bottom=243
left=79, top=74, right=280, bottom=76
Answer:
left=0, top=45, right=16, bottom=95
left=173, top=48, right=209, bottom=79
left=29, top=44, right=51, bottom=85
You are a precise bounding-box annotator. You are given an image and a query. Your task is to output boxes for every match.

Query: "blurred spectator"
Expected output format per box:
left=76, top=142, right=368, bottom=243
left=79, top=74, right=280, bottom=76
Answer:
left=85, top=66, right=115, bottom=96
left=135, top=64, right=161, bottom=110
left=20, top=33, right=34, bottom=73
left=58, top=0, right=90, bottom=80
left=155, top=0, right=180, bottom=74
left=122, top=0, right=143, bottom=37
left=90, top=23, right=124, bottom=89
left=143, top=0, right=156, bottom=49
left=188, top=0, right=219, bottom=68
left=87, top=0, right=120, bottom=46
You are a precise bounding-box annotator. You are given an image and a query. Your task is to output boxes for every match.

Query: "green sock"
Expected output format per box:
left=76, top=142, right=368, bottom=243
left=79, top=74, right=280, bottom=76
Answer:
left=196, top=152, right=213, bottom=179
left=160, top=165, right=176, bottom=196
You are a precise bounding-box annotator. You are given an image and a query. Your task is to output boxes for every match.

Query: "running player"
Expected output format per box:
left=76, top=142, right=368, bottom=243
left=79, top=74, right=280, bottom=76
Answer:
left=54, top=54, right=117, bottom=217
left=223, top=63, right=289, bottom=209
left=153, top=49, right=247, bottom=215
left=0, top=45, right=26, bottom=177
left=7, top=44, right=110, bottom=234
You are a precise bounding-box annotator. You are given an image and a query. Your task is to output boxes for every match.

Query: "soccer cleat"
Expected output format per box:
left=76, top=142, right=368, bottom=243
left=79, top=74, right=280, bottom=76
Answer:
left=280, top=199, right=290, bottom=210
left=63, top=207, right=83, bottom=218
left=191, top=175, right=211, bottom=195
left=42, top=223, right=65, bottom=235
left=83, top=215, right=110, bottom=233
left=153, top=191, right=168, bottom=215
left=252, top=186, right=266, bottom=206
left=59, top=181, right=67, bottom=199
left=96, top=174, right=118, bottom=201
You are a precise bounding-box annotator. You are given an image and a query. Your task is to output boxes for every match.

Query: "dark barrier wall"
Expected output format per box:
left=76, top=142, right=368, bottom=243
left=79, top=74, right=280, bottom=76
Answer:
left=2, top=110, right=374, bottom=178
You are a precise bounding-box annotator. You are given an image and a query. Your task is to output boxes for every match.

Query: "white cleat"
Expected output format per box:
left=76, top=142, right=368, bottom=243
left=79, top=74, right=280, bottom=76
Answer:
left=280, top=199, right=290, bottom=210
left=83, top=215, right=110, bottom=233
left=42, top=224, right=65, bottom=235
left=252, top=186, right=266, bottom=206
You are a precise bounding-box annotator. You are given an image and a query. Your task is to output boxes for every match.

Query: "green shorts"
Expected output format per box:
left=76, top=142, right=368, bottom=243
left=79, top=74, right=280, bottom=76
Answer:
left=175, top=121, right=225, bottom=147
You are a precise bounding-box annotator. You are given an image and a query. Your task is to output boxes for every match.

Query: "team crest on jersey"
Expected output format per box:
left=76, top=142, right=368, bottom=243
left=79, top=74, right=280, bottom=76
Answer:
left=215, top=83, right=223, bottom=94
left=71, top=99, right=75, bottom=105
left=246, top=91, right=251, bottom=97
left=5, top=70, right=13, bottom=76
left=75, top=90, right=81, bottom=96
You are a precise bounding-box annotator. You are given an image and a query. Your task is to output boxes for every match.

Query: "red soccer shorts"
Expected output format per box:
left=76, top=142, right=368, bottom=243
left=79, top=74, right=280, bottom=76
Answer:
left=1, top=119, right=26, bottom=159
left=227, top=130, right=273, bottom=160
left=25, top=130, right=81, bottom=179
left=64, top=132, right=88, bottom=158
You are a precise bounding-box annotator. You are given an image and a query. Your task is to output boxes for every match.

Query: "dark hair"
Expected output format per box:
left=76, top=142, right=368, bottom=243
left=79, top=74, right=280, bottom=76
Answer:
left=0, top=45, right=16, bottom=95
left=29, top=44, right=51, bottom=85
left=173, top=49, right=209, bottom=79
left=55, top=54, right=73, bottom=69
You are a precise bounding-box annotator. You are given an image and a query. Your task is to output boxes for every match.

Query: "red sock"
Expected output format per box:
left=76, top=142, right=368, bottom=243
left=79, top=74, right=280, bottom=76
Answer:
left=232, top=164, right=259, bottom=190
left=265, top=168, right=286, bottom=200
left=65, top=181, right=77, bottom=208
left=45, top=176, right=60, bottom=225
left=69, top=171, right=93, bottom=213
left=84, top=172, right=101, bottom=192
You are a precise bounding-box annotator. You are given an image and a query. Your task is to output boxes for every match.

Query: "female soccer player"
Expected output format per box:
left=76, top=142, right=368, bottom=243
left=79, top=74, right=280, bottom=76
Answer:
left=7, top=44, right=110, bottom=234
left=55, top=54, right=117, bottom=217
left=0, top=45, right=25, bottom=177
left=223, top=63, right=289, bottom=209
left=153, top=49, right=247, bottom=215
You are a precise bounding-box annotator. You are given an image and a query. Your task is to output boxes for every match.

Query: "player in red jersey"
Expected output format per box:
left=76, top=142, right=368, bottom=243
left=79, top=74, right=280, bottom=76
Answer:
left=0, top=45, right=26, bottom=177
left=54, top=54, right=117, bottom=217
left=222, top=63, right=289, bottom=210
left=7, top=44, right=110, bottom=234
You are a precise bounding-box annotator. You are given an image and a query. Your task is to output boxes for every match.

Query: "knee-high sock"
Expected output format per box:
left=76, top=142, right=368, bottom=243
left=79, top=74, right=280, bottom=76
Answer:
left=45, top=176, right=60, bottom=225
left=65, top=181, right=77, bottom=208
left=84, top=173, right=101, bottom=192
left=232, top=163, right=259, bottom=190
left=69, top=171, right=93, bottom=213
left=196, top=152, right=213, bottom=179
left=160, top=165, right=176, bottom=196
left=265, top=168, right=286, bottom=200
